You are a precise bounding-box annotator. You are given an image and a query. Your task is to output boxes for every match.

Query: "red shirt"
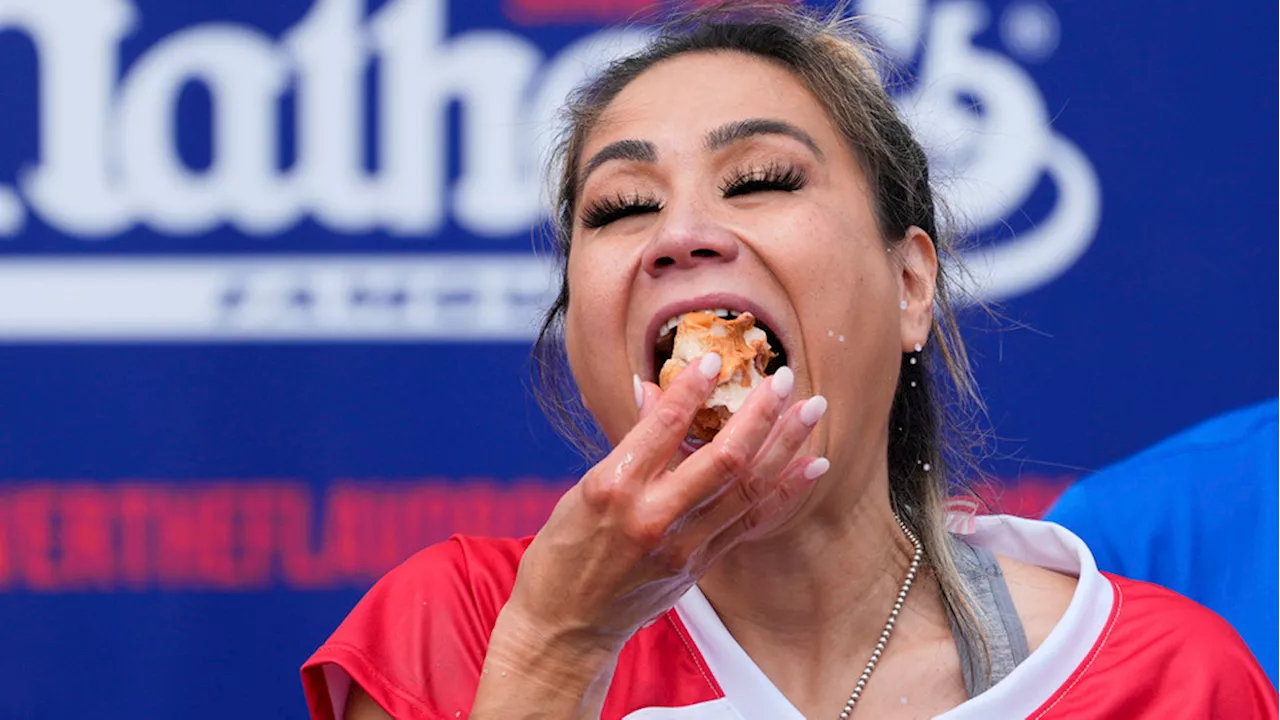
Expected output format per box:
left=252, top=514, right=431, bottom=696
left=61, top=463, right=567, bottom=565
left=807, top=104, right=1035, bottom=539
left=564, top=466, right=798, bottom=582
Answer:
left=302, top=516, right=1278, bottom=719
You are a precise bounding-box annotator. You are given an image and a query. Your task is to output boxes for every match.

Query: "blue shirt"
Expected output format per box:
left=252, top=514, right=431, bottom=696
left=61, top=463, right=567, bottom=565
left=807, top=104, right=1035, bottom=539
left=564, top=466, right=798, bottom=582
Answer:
left=1045, top=399, right=1278, bottom=686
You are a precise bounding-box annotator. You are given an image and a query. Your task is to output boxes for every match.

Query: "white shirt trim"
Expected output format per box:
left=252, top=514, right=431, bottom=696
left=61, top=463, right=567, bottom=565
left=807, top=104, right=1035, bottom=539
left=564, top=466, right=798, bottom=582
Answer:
left=674, top=516, right=1115, bottom=719
left=622, top=697, right=743, bottom=719
left=934, top=516, right=1114, bottom=718
left=676, top=586, right=804, bottom=720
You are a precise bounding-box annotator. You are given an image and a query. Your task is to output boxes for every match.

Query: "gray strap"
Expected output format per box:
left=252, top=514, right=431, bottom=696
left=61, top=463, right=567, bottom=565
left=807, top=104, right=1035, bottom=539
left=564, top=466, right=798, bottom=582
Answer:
left=948, top=538, right=1031, bottom=698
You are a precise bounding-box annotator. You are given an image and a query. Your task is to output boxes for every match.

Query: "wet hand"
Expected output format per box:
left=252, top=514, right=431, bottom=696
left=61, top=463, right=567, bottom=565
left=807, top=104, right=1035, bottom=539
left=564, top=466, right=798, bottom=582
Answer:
left=506, top=353, right=829, bottom=653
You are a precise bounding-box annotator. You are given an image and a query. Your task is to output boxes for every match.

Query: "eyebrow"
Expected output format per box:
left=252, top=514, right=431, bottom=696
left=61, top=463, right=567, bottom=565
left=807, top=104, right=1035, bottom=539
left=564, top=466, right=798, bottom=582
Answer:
left=580, top=139, right=658, bottom=190
left=705, top=118, right=824, bottom=158
left=578, top=117, right=823, bottom=190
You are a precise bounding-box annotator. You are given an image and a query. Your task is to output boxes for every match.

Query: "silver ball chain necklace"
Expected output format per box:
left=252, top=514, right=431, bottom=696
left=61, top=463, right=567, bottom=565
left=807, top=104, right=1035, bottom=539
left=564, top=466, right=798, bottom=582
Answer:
left=837, top=514, right=923, bottom=719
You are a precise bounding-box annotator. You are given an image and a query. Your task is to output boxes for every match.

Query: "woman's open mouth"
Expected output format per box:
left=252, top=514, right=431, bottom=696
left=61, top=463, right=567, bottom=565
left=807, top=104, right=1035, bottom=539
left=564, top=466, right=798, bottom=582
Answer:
left=649, top=307, right=789, bottom=451
left=651, top=307, right=788, bottom=384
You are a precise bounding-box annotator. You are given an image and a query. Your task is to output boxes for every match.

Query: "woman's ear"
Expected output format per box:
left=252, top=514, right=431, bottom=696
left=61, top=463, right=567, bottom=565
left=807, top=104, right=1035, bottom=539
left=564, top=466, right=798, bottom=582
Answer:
left=896, top=225, right=938, bottom=352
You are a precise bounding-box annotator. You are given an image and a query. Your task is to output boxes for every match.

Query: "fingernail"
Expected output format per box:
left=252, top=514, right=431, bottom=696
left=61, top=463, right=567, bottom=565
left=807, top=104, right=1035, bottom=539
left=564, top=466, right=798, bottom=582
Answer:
left=698, top=352, right=722, bottom=379
left=804, top=457, right=831, bottom=481
left=771, top=366, right=794, bottom=398
left=633, top=374, right=644, bottom=409
left=799, top=395, right=827, bottom=426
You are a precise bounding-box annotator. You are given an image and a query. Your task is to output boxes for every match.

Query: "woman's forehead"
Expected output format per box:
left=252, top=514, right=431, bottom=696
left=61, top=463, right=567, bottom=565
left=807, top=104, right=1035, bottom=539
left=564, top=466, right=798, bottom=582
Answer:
left=584, top=51, right=840, bottom=157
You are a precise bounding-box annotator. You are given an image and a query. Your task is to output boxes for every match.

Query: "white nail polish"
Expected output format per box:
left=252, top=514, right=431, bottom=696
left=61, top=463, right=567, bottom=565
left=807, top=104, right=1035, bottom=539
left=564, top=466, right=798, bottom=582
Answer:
left=699, top=352, right=722, bottom=379
left=771, top=366, right=794, bottom=398
left=633, top=374, right=644, bottom=409
left=804, top=457, right=831, bottom=481
left=799, top=395, right=828, bottom=426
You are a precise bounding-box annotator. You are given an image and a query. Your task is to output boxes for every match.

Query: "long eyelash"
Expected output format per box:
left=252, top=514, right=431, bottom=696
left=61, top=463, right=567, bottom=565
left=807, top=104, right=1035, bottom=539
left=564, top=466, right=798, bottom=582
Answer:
left=720, top=162, right=807, bottom=198
left=580, top=191, right=663, bottom=229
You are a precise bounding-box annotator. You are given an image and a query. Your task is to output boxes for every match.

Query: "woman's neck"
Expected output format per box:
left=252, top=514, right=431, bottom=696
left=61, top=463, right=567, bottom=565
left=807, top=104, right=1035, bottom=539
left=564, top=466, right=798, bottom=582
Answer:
left=695, top=470, right=955, bottom=711
left=701, top=492, right=925, bottom=636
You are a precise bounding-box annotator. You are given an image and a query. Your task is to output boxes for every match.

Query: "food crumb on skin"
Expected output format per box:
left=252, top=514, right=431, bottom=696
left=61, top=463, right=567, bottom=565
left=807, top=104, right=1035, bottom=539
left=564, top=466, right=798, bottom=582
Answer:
left=615, top=452, right=634, bottom=479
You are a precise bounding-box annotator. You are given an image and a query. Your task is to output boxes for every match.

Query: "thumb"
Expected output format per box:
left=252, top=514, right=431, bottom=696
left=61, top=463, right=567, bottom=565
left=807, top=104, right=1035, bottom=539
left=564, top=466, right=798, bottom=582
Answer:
left=635, top=377, right=665, bottom=423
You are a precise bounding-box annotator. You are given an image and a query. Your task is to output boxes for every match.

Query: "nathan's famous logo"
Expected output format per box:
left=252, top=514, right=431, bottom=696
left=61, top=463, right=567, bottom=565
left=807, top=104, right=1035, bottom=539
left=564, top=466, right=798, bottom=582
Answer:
left=0, top=0, right=650, bottom=241
left=0, top=0, right=1096, bottom=304
left=861, top=0, right=1101, bottom=300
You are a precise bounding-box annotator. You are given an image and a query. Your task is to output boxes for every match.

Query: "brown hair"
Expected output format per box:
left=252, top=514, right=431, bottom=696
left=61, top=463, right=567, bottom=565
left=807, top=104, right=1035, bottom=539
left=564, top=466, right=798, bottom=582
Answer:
left=531, top=0, right=991, bottom=672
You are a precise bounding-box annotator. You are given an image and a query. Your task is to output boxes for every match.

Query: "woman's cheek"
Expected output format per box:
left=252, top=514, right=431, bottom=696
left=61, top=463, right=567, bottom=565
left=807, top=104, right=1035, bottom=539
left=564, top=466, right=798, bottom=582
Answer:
left=563, top=278, right=630, bottom=434
left=561, top=252, right=594, bottom=369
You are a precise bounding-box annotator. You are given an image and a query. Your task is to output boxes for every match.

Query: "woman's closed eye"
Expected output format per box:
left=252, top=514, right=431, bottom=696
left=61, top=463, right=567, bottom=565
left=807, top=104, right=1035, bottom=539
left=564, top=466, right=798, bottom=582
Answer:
left=581, top=191, right=663, bottom=229
left=720, top=162, right=807, bottom=198
left=579, top=161, right=807, bottom=229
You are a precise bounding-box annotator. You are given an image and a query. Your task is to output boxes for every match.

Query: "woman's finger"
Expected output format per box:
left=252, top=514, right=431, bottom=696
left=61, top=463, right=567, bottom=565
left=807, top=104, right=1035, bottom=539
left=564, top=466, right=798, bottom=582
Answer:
left=664, top=393, right=823, bottom=550
left=649, top=367, right=796, bottom=517
left=737, top=394, right=827, bottom=500
left=612, top=353, right=722, bottom=479
left=634, top=377, right=664, bottom=424
left=698, top=453, right=829, bottom=565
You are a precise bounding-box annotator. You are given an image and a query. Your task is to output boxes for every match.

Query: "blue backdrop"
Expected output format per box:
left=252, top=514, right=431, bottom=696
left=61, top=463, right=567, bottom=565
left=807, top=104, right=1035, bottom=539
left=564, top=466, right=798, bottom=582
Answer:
left=0, top=1, right=1274, bottom=718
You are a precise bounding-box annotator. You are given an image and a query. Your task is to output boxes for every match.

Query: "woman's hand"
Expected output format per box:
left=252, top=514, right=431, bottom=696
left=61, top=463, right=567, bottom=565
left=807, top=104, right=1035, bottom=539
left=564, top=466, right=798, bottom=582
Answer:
left=511, top=353, right=826, bottom=653
left=471, top=354, right=826, bottom=717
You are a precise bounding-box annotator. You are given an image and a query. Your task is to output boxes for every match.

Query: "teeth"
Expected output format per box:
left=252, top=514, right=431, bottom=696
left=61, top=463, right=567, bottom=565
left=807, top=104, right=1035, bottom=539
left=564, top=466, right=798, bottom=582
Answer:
left=658, top=314, right=684, bottom=338
left=655, top=308, right=746, bottom=341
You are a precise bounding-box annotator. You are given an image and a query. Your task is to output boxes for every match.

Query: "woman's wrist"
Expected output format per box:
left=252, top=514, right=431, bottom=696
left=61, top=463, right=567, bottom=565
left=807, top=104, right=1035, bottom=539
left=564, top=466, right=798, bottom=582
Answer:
left=470, top=602, right=625, bottom=718
left=484, top=602, right=625, bottom=690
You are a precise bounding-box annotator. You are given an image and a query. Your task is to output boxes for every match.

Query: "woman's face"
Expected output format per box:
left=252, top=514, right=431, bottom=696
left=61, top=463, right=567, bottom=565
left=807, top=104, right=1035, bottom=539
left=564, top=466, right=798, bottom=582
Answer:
left=564, top=51, right=935, bottom=477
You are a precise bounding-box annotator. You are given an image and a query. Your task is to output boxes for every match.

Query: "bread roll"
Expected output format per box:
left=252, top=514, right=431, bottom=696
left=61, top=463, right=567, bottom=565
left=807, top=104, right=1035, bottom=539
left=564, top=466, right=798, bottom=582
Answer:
left=658, top=311, right=776, bottom=442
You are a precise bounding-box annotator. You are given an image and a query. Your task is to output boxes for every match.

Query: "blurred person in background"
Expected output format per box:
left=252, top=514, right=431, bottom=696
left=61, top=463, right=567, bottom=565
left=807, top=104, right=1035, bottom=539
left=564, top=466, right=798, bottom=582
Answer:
left=1045, top=398, right=1279, bottom=686
left=300, top=4, right=1277, bottom=718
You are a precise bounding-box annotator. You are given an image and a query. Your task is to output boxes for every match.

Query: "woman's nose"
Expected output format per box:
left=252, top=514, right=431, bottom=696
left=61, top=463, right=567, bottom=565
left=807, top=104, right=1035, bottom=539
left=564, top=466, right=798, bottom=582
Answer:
left=640, top=213, right=740, bottom=277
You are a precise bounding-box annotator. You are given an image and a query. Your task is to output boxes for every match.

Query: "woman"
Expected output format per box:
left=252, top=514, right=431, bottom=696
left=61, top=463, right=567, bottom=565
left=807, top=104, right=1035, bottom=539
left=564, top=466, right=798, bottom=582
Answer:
left=302, top=4, right=1276, bottom=718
